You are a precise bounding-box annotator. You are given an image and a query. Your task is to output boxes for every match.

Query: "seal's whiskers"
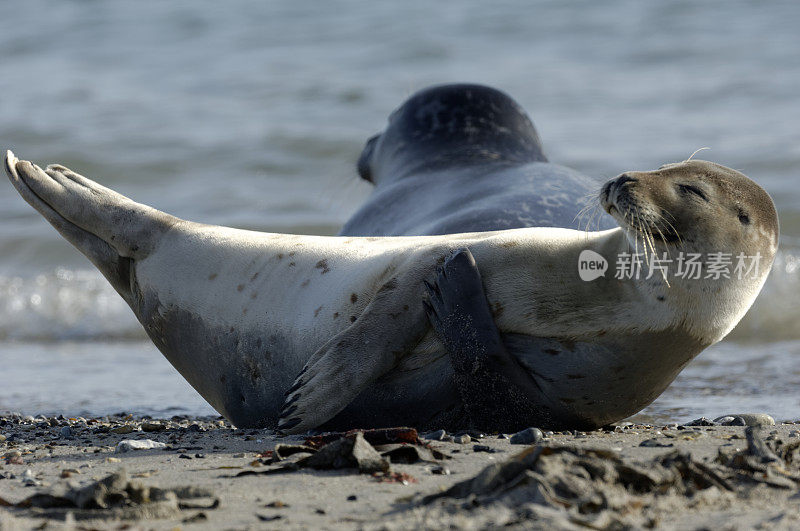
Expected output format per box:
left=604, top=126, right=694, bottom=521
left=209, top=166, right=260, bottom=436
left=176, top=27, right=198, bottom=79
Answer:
left=685, top=147, right=710, bottom=162
left=574, top=190, right=604, bottom=235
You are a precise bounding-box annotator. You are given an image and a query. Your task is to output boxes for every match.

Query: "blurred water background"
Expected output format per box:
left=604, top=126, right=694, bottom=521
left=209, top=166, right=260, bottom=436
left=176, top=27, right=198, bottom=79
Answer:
left=1, top=1, right=799, bottom=423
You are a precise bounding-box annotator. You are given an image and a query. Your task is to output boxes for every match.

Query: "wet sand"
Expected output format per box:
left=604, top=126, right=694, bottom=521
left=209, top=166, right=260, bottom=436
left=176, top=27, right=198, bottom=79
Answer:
left=2, top=414, right=800, bottom=530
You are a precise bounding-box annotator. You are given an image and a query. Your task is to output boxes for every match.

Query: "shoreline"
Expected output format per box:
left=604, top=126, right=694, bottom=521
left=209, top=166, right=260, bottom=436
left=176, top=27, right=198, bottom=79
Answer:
left=2, top=414, right=800, bottom=529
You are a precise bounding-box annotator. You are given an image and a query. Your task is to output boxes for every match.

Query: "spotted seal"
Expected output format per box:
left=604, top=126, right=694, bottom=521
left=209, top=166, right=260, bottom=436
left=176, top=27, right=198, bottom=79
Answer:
left=4, top=147, right=777, bottom=433
left=342, top=83, right=616, bottom=237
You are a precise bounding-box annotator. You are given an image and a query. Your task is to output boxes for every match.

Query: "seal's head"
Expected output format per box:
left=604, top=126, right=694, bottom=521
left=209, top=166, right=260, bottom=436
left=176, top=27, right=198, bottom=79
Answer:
left=358, top=83, right=547, bottom=185
left=600, top=159, right=779, bottom=340
left=601, top=160, right=778, bottom=259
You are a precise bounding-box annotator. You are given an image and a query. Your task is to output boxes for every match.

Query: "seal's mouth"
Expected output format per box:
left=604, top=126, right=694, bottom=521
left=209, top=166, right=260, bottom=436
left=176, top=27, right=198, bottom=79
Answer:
left=600, top=175, right=681, bottom=245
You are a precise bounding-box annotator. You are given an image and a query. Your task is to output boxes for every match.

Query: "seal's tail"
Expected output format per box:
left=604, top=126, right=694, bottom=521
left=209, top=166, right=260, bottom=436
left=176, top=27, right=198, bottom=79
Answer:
left=4, top=150, right=177, bottom=302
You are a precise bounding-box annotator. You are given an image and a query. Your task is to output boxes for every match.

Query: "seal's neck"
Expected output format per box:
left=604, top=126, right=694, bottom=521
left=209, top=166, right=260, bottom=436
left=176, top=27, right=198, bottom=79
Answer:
left=486, top=227, right=766, bottom=347
left=608, top=229, right=771, bottom=345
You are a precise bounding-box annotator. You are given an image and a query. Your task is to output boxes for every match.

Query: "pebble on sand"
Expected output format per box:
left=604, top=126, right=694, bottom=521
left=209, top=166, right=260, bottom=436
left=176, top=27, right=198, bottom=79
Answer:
left=115, top=439, right=168, bottom=453
left=510, top=427, right=543, bottom=445
left=714, top=414, right=775, bottom=427
left=424, top=429, right=448, bottom=441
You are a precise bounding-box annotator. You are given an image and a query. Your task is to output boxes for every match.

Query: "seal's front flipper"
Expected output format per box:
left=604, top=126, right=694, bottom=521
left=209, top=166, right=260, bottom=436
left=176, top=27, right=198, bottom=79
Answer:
left=424, top=248, right=541, bottom=419
left=423, top=248, right=505, bottom=374
left=278, top=264, right=434, bottom=434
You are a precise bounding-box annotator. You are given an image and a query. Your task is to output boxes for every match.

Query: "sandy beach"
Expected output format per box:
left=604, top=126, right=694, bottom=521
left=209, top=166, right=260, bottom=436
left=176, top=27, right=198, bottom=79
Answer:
left=2, top=413, right=800, bottom=530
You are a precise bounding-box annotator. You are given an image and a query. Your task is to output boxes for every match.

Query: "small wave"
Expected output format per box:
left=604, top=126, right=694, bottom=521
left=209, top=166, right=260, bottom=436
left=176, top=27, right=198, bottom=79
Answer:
left=0, top=269, right=143, bottom=341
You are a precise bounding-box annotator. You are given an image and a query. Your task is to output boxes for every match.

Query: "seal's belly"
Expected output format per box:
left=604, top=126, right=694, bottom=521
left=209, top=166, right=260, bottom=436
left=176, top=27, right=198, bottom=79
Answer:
left=323, top=327, right=707, bottom=431
left=505, top=331, right=706, bottom=427
left=321, top=325, right=705, bottom=432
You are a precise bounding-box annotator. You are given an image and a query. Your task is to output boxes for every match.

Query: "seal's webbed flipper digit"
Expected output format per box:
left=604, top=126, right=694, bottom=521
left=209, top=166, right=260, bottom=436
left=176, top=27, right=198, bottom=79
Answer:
left=424, top=248, right=543, bottom=428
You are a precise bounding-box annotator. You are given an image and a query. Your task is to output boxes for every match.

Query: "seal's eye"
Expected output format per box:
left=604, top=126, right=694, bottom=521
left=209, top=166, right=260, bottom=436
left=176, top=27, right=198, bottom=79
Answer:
left=677, top=184, right=708, bottom=202
left=738, top=211, right=750, bottom=225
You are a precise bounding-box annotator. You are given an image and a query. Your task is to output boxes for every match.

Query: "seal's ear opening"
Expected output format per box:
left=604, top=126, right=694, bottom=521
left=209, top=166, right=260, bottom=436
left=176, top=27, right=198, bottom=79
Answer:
left=357, top=134, right=379, bottom=183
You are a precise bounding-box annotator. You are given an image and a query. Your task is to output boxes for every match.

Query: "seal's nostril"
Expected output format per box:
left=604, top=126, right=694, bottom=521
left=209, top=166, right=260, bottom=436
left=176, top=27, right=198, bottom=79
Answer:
left=616, top=173, right=637, bottom=187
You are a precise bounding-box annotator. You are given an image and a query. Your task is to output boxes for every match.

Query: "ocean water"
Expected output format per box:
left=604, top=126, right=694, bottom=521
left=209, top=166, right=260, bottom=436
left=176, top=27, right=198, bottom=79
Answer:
left=1, top=1, right=799, bottom=423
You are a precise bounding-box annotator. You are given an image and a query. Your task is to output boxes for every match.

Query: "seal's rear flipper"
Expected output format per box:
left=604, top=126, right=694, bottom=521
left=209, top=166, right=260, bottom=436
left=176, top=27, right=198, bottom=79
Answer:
left=4, top=151, right=177, bottom=303
left=424, top=248, right=543, bottom=429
